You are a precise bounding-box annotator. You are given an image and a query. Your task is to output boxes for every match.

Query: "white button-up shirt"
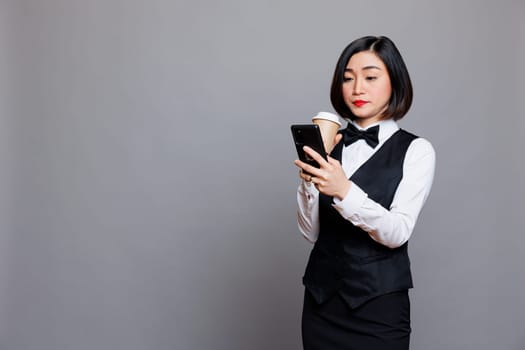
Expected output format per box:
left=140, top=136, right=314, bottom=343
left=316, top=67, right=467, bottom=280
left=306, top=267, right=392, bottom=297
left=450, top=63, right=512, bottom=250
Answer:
left=297, top=118, right=436, bottom=248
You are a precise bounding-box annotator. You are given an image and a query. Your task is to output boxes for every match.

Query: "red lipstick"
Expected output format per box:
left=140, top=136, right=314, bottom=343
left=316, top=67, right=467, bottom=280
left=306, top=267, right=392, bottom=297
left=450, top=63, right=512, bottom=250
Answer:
left=352, top=100, right=368, bottom=107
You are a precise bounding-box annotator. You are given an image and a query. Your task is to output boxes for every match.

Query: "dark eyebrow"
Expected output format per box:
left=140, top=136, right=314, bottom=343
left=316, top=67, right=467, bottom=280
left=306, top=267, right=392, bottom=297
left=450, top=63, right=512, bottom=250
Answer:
left=345, top=65, right=382, bottom=73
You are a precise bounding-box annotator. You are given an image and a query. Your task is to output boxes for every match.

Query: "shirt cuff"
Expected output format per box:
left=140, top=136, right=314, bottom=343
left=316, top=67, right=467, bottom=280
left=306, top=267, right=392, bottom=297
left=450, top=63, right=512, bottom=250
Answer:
left=332, top=182, right=368, bottom=219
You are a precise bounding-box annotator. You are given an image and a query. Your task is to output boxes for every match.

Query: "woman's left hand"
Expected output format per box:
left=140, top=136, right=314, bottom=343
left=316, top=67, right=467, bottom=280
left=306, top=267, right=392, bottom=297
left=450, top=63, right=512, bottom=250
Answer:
left=294, top=146, right=351, bottom=201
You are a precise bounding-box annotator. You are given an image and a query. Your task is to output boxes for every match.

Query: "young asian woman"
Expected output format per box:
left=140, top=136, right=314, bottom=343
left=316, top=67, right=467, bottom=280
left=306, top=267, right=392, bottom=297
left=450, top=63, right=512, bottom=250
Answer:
left=294, top=36, right=436, bottom=350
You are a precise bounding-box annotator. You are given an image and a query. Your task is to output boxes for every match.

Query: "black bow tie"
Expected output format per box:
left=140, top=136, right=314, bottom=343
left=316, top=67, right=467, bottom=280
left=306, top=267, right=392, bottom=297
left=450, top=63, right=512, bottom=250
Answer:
left=343, top=123, right=380, bottom=148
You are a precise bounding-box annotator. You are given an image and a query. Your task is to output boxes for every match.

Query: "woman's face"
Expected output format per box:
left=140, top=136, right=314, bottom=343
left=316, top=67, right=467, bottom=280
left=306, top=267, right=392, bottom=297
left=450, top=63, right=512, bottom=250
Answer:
left=342, top=51, right=392, bottom=127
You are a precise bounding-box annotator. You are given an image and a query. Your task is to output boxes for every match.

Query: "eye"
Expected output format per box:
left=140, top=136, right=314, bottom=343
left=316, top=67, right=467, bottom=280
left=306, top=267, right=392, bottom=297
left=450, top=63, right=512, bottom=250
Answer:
left=366, top=76, right=377, bottom=81
left=343, top=76, right=354, bottom=82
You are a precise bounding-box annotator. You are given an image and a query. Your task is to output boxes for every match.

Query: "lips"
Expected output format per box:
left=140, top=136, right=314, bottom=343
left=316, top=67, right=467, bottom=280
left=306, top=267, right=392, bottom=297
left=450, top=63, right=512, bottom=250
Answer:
left=352, top=100, right=369, bottom=107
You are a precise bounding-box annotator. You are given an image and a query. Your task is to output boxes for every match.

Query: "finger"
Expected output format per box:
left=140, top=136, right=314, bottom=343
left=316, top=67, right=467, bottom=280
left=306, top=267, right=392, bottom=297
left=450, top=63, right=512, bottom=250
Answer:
left=326, top=134, right=343, bottom=154
left=334, top=134, right=343, bottom=146
left=312, top=179, right=326, bottom=192
left=294, top=159, right=323, bottom=178
left=298, top=169, right=310, bottom=181
left=303, top=146, right=329, bottom=167
left=298, top=168, right=316, bottom=183
left=327, top=155, right=341, bottom=166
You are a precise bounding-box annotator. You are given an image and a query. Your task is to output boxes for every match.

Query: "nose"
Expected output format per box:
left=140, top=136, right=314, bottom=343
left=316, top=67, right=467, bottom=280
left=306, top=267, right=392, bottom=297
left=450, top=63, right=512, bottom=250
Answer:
left=353, top=77, right=363, bottom=95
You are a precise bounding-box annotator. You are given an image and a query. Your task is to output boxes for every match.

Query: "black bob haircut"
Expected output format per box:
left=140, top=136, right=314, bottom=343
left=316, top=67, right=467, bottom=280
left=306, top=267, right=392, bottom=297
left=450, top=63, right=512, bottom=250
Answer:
left=330, top=36, right=413, bottom=121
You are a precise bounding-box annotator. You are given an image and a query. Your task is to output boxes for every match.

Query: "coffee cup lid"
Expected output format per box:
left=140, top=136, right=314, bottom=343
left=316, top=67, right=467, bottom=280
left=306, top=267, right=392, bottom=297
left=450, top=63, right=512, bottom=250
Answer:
left=312, top=112, right=341, bottom=126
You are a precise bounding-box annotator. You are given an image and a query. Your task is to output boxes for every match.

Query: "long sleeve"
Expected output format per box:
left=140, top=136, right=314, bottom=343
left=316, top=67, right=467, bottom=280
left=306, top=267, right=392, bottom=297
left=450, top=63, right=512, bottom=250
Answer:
left=332, top=138, right=436, bottom=248
left=297, top=180, right=320, bottom=243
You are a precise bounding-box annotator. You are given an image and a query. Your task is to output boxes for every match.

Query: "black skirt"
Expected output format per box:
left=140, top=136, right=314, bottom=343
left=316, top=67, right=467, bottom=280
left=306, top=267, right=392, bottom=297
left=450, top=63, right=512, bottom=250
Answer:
left=302, top=289, right=411, bottom=350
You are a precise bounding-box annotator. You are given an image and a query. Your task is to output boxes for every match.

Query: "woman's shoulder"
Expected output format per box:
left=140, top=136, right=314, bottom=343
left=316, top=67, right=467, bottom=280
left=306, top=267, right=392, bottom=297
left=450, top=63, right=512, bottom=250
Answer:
left=405, top=135, right=436, bottom=164
left=393, top=128, right=433, bottom=150
left=396, top=128, right=434, bottom=150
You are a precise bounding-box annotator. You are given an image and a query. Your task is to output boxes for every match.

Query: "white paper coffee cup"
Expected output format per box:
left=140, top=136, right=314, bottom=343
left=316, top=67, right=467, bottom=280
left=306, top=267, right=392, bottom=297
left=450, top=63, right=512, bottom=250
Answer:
left=312, top=112, right=341, bottom=152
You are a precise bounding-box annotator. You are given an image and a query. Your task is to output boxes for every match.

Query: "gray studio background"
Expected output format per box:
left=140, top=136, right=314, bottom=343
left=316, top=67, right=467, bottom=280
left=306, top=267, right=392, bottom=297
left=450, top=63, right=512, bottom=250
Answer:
left=1, top=0, right=524, bottom=349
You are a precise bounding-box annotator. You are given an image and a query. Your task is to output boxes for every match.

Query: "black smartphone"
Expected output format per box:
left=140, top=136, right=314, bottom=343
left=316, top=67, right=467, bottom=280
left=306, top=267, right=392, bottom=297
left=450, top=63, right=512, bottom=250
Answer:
left=291, top=124, right=327, bottom=169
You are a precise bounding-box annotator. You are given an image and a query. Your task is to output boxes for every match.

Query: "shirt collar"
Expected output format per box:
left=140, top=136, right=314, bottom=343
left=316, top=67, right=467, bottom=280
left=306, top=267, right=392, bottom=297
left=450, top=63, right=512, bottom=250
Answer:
left=349, top=119, right=399, bottom=145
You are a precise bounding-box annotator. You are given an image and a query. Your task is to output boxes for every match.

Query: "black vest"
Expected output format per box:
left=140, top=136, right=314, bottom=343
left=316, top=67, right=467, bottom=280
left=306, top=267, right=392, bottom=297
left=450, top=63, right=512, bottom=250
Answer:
left=302, top=129, right=418, bottom=308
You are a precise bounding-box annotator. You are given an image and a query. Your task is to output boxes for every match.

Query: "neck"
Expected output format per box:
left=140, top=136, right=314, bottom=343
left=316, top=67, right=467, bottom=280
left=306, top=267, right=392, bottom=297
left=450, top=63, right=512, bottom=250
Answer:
left=354, top=117, right=382, bottom=128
